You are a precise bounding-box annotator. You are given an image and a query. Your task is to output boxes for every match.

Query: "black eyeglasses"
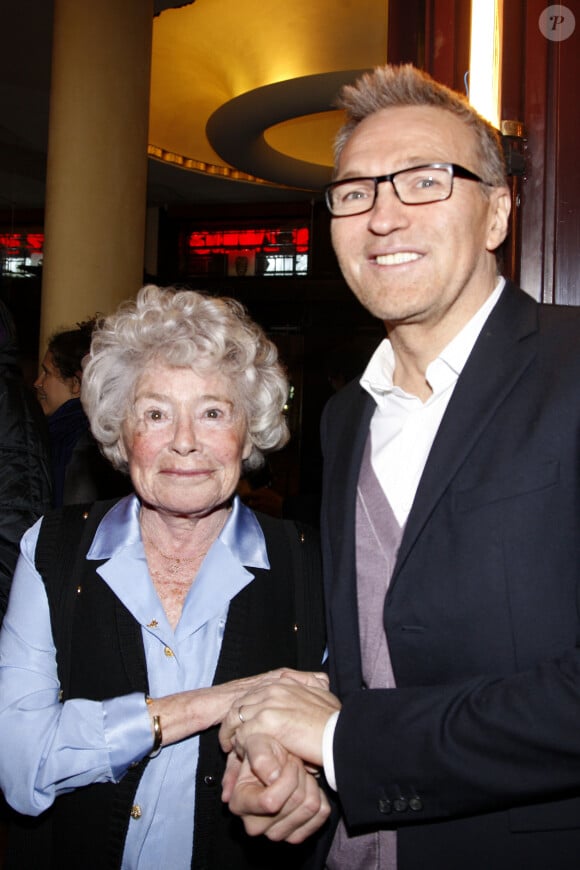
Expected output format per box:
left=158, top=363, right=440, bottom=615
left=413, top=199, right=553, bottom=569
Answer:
left=324, top=162, right=489, bottom=217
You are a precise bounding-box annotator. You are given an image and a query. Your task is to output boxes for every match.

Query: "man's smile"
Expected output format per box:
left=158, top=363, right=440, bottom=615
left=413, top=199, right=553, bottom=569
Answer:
left=374, top=251, right=423, bottom=266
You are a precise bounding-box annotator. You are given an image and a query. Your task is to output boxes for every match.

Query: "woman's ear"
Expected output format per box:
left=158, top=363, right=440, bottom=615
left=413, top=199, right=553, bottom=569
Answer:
left=70, top=373, right=82, bottom=397
left=118, top=438, right=128, bottom=464
left=242, top=431, right=254, bottom=461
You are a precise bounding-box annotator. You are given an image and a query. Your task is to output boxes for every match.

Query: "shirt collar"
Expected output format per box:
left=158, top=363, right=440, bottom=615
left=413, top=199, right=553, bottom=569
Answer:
left=87, top=493, right=269, bottom=569
left=361, top=277, right=505, bottom=398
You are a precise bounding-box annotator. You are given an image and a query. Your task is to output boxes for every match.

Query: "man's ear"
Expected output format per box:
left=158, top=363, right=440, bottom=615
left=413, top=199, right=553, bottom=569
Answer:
left=486, top=186, right=512, bottom=252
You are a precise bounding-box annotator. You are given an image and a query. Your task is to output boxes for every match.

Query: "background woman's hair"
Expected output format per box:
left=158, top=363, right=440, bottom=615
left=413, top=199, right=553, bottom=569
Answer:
left=48, top=318, right=99, bottom=380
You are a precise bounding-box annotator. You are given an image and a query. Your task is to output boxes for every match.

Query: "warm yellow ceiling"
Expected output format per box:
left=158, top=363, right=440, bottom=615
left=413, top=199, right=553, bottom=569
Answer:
left=149, top=0, right=389, bottom=190
left=265, top=113, right=343, bottom=166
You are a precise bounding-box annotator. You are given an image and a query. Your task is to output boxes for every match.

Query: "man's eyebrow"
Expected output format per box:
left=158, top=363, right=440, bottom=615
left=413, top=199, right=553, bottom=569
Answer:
left=335, top=157, right=440, bottom=179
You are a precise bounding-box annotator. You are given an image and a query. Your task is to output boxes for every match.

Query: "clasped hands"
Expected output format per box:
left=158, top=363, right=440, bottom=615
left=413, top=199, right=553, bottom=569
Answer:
left=218, top=669, right=341, bottom=843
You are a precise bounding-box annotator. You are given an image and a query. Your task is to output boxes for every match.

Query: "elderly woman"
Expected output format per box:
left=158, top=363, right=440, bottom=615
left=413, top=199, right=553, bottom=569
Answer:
left=0, top=286, right=327, bottom=869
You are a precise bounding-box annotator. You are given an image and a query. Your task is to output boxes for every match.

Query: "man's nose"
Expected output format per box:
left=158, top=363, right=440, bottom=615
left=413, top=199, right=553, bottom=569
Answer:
left=367, top=180, right=410, bottom=232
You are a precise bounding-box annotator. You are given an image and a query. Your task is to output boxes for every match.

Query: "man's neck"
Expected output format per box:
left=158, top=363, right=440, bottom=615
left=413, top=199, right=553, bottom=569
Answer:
left=386, top=276, right=501, bottom=400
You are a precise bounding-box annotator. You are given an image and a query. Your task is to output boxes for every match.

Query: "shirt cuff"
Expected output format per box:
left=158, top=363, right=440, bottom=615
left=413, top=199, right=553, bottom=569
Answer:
left=102, top=692, right=154, bottom=780
left=322, top=710, right=340, bottom=791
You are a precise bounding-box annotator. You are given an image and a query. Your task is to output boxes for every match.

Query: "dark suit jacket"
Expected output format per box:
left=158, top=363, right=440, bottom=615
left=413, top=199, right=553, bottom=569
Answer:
left=319, top=281, right=580, bottom=869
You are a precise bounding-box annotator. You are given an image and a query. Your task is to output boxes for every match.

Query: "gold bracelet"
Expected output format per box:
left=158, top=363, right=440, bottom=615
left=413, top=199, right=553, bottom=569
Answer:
left=146, top=694, right=162, bottom=758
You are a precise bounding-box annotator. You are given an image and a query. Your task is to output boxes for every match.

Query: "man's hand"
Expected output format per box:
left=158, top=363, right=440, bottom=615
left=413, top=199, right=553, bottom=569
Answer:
left=222, top=735, right=331, bottom=843
left=219, top=670, right=341, bottom=767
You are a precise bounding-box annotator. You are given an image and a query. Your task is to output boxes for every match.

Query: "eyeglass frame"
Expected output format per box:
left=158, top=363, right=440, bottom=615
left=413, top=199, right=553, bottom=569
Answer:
left=324, top=162, right=490, bottom=217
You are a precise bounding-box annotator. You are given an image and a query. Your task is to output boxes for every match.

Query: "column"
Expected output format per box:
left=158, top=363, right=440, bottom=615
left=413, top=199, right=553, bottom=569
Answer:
left=39, top=0, right=153, bottom=352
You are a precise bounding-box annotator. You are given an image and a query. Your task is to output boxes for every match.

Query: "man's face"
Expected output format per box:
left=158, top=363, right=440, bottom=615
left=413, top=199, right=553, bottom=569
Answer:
left=330, top=105, right=510, bottom=333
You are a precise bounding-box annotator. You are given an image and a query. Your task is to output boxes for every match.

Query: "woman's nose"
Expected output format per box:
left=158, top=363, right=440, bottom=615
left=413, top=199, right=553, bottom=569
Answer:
left=171, top=416, right=197, bottom=453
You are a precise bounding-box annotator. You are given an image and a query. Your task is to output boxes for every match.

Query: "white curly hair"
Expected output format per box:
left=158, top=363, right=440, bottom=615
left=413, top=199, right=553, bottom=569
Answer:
left=81, top=285, right=290, bottom=473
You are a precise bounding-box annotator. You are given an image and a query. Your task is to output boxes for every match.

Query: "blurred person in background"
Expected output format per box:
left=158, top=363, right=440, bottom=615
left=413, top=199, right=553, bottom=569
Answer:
left=34, top=318, right=130, bottom=505
left=0, top=298, right=51, bottom=622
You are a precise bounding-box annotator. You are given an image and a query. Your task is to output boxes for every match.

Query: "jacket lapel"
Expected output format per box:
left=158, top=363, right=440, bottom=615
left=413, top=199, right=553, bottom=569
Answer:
left=322, top=381, right=375, bottom=694
left=323, top=383, right=375, bottom=579
left=392, top=282, right=540, bottom=585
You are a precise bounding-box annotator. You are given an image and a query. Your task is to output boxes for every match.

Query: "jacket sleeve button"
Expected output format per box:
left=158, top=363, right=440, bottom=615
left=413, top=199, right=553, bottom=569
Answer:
left=378, top=798, right=392, bottom=814
left=203, top=775, right=217, bottom=786
left=393, top=797, right=408, bottom=812
left=409, top=796, right=423, bottom=812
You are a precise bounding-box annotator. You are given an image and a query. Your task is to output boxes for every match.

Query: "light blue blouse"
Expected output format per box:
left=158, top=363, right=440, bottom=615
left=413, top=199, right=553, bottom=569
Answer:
left=0, top=494, right=269, bottom=869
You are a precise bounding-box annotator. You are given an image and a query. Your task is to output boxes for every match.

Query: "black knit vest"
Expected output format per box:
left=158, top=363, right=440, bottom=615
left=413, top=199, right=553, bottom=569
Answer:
left=5, top=500, right=326, bottom=870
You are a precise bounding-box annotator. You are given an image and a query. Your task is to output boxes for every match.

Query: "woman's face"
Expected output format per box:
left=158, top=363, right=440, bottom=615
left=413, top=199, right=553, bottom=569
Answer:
left=33, top=351, right=80, bottom=416
left=120, top=363, right=252, bottom=519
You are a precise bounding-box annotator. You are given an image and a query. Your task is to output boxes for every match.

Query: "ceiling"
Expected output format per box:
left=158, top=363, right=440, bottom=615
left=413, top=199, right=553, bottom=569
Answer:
left=0, top=0, right=390, bottom=213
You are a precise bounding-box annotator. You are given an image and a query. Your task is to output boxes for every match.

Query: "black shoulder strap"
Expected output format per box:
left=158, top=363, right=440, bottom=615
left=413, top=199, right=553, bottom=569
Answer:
left=256, top=512, right=325, bottom=669
left=283, top=519, right=325, bottom=669
left=34, top=499, right=119, bottom=697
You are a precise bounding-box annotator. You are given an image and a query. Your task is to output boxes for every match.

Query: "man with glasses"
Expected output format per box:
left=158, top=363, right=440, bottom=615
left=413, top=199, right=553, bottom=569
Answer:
left=220, top=64, right=580, bottom=869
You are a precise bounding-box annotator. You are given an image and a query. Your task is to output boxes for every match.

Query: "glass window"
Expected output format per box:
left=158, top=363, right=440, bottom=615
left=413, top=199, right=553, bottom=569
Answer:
left=180, top=225, right=309, bottom=277
left=0, top=233, right=44, bottom=278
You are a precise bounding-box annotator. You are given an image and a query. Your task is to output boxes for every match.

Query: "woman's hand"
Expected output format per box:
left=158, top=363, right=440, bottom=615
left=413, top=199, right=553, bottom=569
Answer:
left=145, top=668, right=329, bottom=749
